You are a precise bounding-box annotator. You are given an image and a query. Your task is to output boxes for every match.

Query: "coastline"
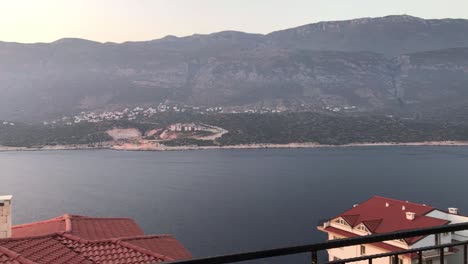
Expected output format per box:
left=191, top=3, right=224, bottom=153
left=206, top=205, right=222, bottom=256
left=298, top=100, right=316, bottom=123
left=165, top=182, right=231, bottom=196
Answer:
left=2, top=141, right=468, bottom=152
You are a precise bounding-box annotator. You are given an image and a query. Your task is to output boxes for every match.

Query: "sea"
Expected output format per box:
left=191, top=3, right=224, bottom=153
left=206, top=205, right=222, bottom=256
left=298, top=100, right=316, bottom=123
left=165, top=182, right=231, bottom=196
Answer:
left=1, top=146, right=468, bottom=263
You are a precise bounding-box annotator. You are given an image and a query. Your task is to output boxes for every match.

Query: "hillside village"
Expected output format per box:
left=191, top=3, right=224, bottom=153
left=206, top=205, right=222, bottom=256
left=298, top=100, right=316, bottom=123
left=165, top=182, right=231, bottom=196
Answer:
left=40, top=102, right=359, bottom=126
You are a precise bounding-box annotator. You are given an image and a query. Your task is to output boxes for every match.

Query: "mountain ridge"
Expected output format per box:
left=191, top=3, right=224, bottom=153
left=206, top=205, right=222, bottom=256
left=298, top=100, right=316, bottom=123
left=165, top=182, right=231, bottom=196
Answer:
left=0, top=15, right=467, bottom=122
left=1, top=14, right=464, bottom=44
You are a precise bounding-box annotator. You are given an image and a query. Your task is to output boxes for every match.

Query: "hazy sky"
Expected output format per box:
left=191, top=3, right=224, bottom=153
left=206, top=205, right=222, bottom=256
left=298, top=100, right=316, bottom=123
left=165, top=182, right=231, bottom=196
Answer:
left=1, top=0, right=467, bottom=43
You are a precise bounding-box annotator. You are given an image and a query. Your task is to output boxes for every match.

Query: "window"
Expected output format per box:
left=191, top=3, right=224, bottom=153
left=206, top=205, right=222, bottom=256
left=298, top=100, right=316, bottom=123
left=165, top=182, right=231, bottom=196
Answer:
left=360, top=245, right=366, bottom=255
left=335, top=218, right=347, bottom=225
left=389, top=256, right=404, bottom=264
left=357, top=225, right=367, bottom=232
left=435, top=234, right=441, bottom=246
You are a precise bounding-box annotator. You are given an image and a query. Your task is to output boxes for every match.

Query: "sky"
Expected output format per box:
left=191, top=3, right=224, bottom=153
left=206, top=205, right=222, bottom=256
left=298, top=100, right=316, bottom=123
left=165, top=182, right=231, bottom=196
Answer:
left=1, top=0, right=467, bottom=43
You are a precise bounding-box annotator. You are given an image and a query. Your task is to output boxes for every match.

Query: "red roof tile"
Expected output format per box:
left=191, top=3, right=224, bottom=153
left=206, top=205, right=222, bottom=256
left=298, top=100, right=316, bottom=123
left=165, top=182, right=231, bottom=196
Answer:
left=0, top=235, right=92, bottom=264
left=57, top=234, right=169, bottom=263
left=333, top=196, right=450, bottom=244
left=122, top=235, right=192, bottom=260
left=12, top=215, right=144, bottom=240
left=11, top=216, right=66, bottom=238
left=362, top=219, right=382, bottom=233
left=0, top=246, right=24, bottom=264
left=4, top=214, right=192, bottom=263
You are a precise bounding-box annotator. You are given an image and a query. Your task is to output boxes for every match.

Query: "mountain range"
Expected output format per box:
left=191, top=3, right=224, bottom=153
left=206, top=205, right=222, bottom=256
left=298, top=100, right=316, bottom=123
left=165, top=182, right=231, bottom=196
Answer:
left=1, top=15, right=468, bottom=122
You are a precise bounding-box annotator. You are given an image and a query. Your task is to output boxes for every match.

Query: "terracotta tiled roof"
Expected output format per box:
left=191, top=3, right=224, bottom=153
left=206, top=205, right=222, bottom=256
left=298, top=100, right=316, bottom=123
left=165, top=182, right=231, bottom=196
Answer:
left=362, top=219, right=383, bottom=233
left=331, top=196, right=450, bottom=244
left=11, top=216, right=66, bottom=238
left=2, top=214, right=192, bottom=263
left=122, top=235, right=193, bottom=260
left=12, top=215, right=144, bottom=240
left=0, top=235, right=92, bottom=264
left=0, top=246, right=26, bottom=264
left=57, top=234, right=169, bottom=263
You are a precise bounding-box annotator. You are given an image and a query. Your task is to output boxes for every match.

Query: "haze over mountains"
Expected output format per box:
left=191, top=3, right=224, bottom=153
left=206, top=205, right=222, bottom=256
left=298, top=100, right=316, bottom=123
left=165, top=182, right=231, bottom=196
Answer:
left=1, top=15, right=468, bottom=122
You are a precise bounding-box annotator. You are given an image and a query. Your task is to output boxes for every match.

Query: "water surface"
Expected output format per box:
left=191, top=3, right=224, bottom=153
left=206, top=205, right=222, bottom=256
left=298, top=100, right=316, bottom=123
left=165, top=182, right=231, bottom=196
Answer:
left=1, top=147, right=468, bottom=262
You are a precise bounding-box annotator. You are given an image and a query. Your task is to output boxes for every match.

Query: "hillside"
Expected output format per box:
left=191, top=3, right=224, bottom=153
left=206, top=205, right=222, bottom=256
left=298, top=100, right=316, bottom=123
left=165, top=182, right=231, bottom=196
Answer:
left=1, top=113, right=468, bottom=148
left=0, top=15, right=467, bottom=122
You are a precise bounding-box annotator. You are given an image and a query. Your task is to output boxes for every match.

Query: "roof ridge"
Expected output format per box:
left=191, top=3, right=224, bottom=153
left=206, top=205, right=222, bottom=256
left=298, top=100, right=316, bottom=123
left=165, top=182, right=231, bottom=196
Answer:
left=361, top=219, right=383, bottom=232
left=0, top=233, right=60, bottom=242
left=12, top=215, right=67, bottom=230
left=11, top=214, right=136, bottom=230
left=329, top=196, right=379, bottom=221
left=373, top=196, right=434, bottom=208
left=74, top=217, right=137, bottom=221
left=0, top=245, right=37, bottom=264
left=58, top=233, right=174, bottom=262
left=118, top=240, right=174, bottom=262
left=119, top=234, right=175, bottom=241
left=60, top=233, right=91, bottom=244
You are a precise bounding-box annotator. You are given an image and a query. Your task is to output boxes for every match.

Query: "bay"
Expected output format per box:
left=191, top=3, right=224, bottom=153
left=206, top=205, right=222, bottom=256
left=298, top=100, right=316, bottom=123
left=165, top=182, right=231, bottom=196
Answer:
left=1, top=147, right=468, bottom=262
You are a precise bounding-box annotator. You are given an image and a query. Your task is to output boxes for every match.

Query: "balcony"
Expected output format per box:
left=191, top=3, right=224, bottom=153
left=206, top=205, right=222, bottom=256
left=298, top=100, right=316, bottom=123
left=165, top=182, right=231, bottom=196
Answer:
left=167, top=222, right=468, bottom=264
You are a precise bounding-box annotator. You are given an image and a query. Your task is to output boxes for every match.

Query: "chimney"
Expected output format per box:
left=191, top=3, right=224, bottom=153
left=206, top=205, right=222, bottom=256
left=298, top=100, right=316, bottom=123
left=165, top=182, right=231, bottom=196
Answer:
left=406, top=212, right=416, bottom=221
left=0, top=195, right=12, bottom=238
left=353, top=204, right=359, bottom=208
left=385, top=202, right=390, bottom=207
left=402, top=205, right=406, bottom=211
left=448, top=208, right=459, bottom=215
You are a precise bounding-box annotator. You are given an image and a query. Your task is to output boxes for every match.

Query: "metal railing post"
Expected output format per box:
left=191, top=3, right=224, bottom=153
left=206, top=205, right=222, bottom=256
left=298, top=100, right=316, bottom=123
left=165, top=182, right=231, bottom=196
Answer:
left=311, top=251, right=317, bottom=264
left=440, top=248, right=444, bottom=264
left=465, top=244, right=467, bottom=264
left=166, top=223, right=468, bottom=264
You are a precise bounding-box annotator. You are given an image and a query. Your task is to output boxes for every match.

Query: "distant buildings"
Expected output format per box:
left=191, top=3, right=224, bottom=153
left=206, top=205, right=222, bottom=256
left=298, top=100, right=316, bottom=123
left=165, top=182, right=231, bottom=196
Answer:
left=0, top=195, right=191, bottom=263
left=168, top=123, right=202, bottom=132
left=318, top=196, right=468, bottom=264
left=40, top=103, right=298, bottom=126
left=323, top=105, right=357, bottom=112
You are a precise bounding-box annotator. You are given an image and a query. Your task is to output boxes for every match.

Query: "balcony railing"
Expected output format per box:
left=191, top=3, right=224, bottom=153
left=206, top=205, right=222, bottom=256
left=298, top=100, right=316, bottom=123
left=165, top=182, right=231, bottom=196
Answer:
left=167, top=222, right=468, bottom=264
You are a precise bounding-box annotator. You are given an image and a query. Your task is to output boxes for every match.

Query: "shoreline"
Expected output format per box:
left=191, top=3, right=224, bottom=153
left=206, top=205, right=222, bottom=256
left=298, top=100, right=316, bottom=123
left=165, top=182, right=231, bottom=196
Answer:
left=2, top=141, right=468, bottom=152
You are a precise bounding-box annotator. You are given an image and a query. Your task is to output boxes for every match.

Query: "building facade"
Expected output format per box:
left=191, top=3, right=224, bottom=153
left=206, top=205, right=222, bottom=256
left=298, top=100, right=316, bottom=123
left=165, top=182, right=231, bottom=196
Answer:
left=318, top=196, right=468, bottom=264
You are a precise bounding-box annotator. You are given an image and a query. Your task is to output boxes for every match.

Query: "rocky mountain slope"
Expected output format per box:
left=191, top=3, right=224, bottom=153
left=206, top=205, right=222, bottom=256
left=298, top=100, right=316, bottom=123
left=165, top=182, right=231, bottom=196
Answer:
left=0, top=15, right=467, bottom=122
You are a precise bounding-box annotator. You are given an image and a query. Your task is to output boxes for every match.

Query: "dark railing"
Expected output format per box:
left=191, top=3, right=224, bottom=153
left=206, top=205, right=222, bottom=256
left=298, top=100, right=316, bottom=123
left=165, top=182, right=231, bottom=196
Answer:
left=167, top=222, right=468, bottom=264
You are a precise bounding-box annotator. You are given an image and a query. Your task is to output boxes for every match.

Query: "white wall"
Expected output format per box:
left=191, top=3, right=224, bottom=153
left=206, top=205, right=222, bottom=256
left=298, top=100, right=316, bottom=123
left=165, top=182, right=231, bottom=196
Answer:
left=0, top=197, right=12, bottom=238
left=426, top=210, right=468, bottom=239
left=327, top=232, right=411, bottom=264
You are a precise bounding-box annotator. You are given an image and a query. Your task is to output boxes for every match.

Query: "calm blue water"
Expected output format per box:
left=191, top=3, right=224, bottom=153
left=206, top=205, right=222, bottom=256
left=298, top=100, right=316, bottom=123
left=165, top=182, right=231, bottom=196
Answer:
left=1, top=147, right=468, bottom=263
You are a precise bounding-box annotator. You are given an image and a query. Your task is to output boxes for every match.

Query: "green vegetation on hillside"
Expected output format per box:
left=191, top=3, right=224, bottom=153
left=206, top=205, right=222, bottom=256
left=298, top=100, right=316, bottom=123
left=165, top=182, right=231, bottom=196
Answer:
left=1, top=112, right=468, bottom=148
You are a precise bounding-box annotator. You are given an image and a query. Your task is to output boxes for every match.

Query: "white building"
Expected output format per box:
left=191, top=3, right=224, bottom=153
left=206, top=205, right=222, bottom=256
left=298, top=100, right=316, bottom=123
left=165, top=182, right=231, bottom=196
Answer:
left=168, top=123, right=202, bottom=132
left=318, top=196, right=468, bottom=264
